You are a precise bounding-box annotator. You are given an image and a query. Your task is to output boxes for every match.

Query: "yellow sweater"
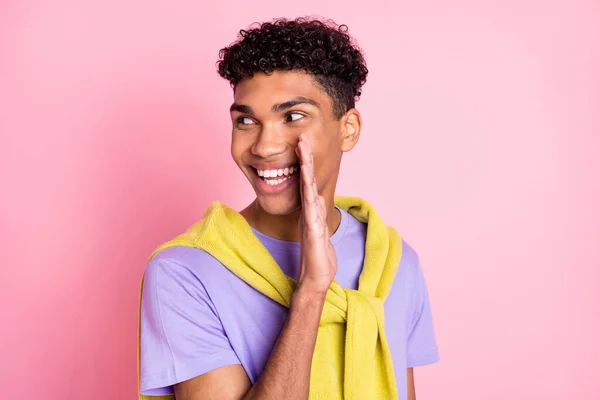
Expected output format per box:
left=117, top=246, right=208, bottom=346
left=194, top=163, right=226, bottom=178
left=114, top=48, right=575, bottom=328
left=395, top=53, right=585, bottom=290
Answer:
left=138, top=196, right=402, bottom=399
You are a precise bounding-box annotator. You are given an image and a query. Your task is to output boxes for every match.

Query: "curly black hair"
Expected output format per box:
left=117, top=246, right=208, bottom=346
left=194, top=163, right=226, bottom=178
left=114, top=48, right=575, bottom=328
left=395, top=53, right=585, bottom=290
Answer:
left=217, top=17, right=368, bottom=119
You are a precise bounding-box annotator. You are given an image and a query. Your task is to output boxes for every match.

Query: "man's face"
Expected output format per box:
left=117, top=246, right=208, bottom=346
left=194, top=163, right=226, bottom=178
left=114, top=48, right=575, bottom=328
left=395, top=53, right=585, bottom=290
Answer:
left=230, top=70, right=345, bottom=216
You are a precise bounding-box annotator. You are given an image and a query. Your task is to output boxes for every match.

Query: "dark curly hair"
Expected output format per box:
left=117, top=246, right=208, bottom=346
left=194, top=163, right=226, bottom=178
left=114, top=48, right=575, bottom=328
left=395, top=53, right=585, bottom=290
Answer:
left=217, top=17, right=368, bottom=119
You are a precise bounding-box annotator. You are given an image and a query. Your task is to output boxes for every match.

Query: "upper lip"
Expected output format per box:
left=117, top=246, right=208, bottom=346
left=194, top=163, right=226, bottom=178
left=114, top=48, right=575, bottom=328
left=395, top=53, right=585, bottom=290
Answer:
left=250, top=162, right=299, bottom=171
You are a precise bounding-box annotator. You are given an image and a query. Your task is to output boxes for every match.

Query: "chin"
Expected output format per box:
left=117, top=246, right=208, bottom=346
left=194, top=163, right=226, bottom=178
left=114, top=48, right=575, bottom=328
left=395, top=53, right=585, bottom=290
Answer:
left=256, top=194, right=301, bottom=216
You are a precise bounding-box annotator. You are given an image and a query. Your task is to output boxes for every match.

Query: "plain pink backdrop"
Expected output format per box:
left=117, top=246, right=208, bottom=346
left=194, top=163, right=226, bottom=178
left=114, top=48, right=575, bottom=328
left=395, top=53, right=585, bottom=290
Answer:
left=2, top=0, right=599, bottom=399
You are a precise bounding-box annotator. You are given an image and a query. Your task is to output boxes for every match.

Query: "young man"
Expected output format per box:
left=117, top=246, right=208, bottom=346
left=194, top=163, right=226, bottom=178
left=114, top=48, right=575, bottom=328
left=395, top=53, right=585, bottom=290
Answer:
left=138, top=17, right=438, bottom=400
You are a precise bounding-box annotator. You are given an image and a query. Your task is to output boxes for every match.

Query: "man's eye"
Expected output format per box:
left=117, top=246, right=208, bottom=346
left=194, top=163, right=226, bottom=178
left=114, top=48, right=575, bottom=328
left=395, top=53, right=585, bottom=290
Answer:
left=286, top=113, right=304, bottom=122
left=237, top=117, right=254, bottom=125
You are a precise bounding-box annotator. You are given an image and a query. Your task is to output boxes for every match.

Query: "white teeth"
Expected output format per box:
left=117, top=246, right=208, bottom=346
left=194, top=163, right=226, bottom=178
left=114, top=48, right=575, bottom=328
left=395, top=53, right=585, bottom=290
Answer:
left=264, top=176, right=290, bottom=186
left=257, top=165, right=299, bottom=179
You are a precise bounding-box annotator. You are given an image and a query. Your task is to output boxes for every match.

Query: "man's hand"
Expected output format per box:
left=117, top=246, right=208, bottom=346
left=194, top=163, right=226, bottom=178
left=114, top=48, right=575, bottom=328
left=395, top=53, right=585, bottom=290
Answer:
left=295, top=133, right=338, bottom=295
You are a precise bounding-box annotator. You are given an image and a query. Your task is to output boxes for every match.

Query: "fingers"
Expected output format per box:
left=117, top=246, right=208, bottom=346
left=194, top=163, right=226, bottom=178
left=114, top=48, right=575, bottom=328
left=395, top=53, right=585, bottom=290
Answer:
left=296, top=144, right=304, bottom=209
left=318, top=195, right=326, bottom=214
left=297, top=134, right=321, bottom=225
left=298, top=134, right=313, bottom=199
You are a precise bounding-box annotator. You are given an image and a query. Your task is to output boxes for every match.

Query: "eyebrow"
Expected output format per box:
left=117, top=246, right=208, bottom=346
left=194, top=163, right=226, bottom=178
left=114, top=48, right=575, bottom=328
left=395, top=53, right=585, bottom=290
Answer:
left=272, top=96, right=319, bottom=113
left=229, top=103, right=253, bottom=114
left=229, top=96, right=320, bottom=115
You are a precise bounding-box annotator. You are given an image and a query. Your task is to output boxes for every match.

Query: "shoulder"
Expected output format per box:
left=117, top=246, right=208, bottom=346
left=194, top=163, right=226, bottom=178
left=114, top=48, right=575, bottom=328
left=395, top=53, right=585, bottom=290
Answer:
left=396, top=238, right=423, bottom=284
left=389, top=238, right=429, bottom=313
left=399, top=239, right=420, bottom=269
left=142, top=245, right=229, bottom=297
left=148, top=245, right=217, bottom=271
left=145, top=245, right=216, bottom=277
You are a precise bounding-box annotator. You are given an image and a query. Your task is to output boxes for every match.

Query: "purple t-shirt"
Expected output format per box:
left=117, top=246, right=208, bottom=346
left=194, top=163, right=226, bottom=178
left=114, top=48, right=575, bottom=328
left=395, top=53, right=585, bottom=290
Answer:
left=139, top=207, right=439, bottom=399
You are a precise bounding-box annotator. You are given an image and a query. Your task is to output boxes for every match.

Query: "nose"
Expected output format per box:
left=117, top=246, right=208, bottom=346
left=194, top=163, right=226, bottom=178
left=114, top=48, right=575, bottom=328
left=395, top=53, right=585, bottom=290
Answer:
left=251, top=123, right=287, bottom=158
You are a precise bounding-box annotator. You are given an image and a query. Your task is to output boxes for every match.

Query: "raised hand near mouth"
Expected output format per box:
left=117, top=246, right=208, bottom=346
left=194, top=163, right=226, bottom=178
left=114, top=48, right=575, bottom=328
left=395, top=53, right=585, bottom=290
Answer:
left=295, top=133, right=338, bottom=296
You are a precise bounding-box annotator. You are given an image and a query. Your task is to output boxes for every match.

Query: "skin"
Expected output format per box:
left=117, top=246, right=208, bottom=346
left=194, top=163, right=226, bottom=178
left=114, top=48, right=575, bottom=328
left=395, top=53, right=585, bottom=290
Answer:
left=173, top=70, right=416, bottom=399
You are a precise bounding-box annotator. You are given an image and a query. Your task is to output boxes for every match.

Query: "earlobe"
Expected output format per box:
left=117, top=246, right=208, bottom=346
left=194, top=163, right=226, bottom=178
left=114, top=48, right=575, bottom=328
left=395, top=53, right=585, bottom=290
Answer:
left=340, top=109, right=361, bottom=152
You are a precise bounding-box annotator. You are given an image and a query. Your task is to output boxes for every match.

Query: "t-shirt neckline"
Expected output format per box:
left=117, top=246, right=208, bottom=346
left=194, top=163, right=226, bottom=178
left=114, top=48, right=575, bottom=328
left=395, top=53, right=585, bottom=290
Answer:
left=250, top=206, right=349, bottom=252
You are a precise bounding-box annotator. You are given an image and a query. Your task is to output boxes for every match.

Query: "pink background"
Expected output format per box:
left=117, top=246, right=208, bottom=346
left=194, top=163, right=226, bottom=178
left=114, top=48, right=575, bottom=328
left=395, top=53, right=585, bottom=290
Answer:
left=2, top=0, right=599, bottom=399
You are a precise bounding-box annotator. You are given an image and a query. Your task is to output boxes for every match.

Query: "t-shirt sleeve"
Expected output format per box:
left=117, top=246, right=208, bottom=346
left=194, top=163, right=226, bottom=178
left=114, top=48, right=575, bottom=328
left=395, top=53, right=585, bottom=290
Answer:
left=139, top=255, right=241, bottom=396
left=406, top=260, right=440, bottom=367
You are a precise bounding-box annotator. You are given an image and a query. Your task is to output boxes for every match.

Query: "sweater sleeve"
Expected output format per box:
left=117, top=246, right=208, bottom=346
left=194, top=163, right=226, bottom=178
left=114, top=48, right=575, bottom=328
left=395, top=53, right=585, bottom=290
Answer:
left=139, top=256, right=241, bottom=396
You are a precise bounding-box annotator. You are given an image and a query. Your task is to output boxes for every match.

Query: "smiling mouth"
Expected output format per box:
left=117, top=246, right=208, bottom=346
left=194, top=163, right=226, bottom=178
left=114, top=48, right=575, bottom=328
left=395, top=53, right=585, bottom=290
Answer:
left=253, top=165, right=300, bottom=186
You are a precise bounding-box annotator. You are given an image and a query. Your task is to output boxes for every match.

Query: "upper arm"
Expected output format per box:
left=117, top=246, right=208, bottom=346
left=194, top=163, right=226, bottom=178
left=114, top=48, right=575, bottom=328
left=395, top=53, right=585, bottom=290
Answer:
left=139, top=255, right=246, bottom=396
left=406, top=368, right=415, bottom=400
left=174, top=364, right=251, bottom=400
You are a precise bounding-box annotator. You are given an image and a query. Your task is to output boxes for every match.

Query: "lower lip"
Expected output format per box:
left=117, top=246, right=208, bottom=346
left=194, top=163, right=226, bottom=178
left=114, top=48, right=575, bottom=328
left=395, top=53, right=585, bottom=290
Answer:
left=252, top=168, right=300, bottom=195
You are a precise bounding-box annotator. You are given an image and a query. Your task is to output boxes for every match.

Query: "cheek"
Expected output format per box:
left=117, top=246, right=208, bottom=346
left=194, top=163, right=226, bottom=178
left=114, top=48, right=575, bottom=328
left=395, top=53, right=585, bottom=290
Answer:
left=315, top=139, right=342, bottom=177
left=314, top=149, right=337, bottom=176
left=230, top=135, right=250, bottom=163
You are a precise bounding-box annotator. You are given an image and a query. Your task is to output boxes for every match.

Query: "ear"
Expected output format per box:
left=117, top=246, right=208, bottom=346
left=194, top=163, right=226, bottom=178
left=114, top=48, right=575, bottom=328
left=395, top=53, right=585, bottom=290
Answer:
left=339, top=108, right=361, bottom=152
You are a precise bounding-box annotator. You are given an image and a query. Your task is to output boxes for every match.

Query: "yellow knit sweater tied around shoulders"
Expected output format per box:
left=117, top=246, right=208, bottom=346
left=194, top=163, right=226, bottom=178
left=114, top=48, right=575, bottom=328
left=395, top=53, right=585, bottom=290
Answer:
left=138, top=196, right=403, bottom=400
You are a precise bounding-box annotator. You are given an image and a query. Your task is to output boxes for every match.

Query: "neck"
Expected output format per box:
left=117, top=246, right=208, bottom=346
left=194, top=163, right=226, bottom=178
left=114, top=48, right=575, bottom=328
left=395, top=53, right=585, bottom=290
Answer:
left=241, top=198, right=341, bottom=242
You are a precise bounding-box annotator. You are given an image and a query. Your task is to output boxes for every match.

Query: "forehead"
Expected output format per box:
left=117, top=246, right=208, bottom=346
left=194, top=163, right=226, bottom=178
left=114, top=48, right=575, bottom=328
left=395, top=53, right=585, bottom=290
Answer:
left=233, top=70, right=331, bottom=110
